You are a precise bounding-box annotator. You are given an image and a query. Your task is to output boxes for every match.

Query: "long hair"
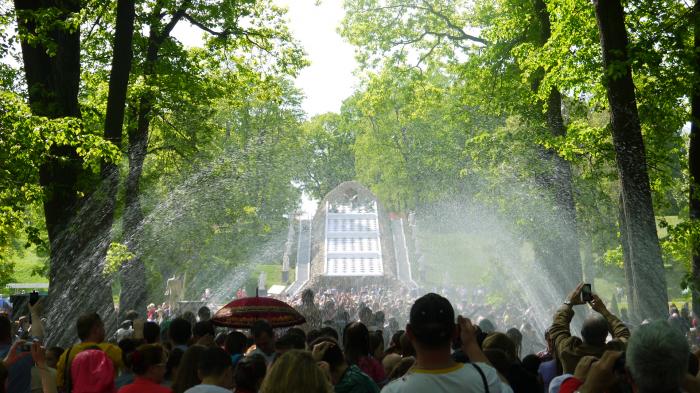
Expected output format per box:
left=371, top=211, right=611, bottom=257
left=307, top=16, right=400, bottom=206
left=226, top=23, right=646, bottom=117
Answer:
left=343, top=322, right=370, bottom=365
left=171, top=345, right=206, bottom=393
left=259, top=350, right=332, bottom=393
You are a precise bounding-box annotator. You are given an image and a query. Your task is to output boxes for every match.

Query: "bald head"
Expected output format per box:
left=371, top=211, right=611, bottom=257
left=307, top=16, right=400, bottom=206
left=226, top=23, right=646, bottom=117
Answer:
left=581, top=314, right=609, bottom=346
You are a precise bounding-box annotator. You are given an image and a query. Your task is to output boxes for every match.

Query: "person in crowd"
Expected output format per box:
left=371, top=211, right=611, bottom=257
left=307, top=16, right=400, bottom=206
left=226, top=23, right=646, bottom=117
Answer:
left=312, top=338, right=380, bottom=393
left=549, top=284, right=630, bottom=374
left=184, top=347, right=233, bottom=393
left=0, top=314, right=34, bottom=393
left=169, top=318, right=193, bottom=352
left=116, top=338, right=139, bottom=389
left=369, top=331, right=385, bottom=362
left=70, top=349, right=117, bottom=393
left=172, top=345, right=207, bottom=393
left=197, top=307, right=211, bottom=323
left=343, top=322, right=385, bottom=384
left=386, top=357, right=415, bottom=382
left=192, top=321, right=215, bottom=345
left=319, top=326, right=339, bottom=342
left=382, top=353, right=402, bottom=377
left=118, top=344, right=172, bottom=393
left=482, top=333, right=541, bottom=392
left=146, top=304, right=157, bottom=322
left=224, top=331, right=247, bottom=367
left=164, top=348, right=184, bottom=387
left=56, top=312, right=124, bottom=391
left=144, top=321, right=161, bottom=344
left=385, top=331, right=404, bottom=356
left=259, top=350, right=333, bottom=393
left=297, top=289, right=322, bottom=331
left=233, top=354, right=267, bottom=393
left=274, top=332, right=306, bottom=357
left=381, top=293, right=512, bottom=393
left=249, top=320, right=276, bottom=365
left=505, top=328, right=523, bottom=359
left=559, top=320, right=694, bottom=393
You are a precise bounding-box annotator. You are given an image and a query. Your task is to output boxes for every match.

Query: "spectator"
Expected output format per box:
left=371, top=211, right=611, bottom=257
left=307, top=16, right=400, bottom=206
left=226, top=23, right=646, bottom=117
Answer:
left=0, top=314, right=33, bottom=393
left=274, top=332, right=306, bottom=356
left=197, top=307, right=211, bottom=323
left=184, top=347, right=233, bottom=393
left=343, top=322, right=385, bottom=384
left=249, top=320, right=276, bottom=365
left=311, top=338, right=379, bottom=393
left=56, top=313, right=124, bottom=391
left=172, top=345, right=207, bottom=393
left=70, top=349, right=117, bottom=393
left=224, top=331, right=247, bottom=367
left=164, top=348, right=184, bottom=387
left=381, top=293, right=511, bottom=393
left=259, top=350, right=332, bottom=393
left=143, top=322, right=161, bottom=344
left=233, top=354, right=267, bottom=393
left=297, top=289, right=322, bottom=332
left=549, top=284, right=630, bottom=374
left=116, top=338, right=139, bottom=389
left=118, top=344, right=171, bottom=393
left=192, top=321, right=215, bottom=345
left=169, top=318, right=193, bottom=352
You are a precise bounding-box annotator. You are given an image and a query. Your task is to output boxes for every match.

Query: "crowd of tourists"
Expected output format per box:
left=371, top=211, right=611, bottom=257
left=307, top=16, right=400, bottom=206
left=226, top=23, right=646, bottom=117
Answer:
left=0, top=283, right=699, bottom=393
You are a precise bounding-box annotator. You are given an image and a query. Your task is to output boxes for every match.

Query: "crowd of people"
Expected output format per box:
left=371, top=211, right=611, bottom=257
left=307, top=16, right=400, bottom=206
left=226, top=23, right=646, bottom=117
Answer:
left=0, top=283, right=699, bottom=393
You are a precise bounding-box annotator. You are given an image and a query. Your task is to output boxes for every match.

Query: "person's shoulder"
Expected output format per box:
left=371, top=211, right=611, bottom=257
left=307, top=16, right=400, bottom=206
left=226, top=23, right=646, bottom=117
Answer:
left=380, top=377, right=407, bottom=393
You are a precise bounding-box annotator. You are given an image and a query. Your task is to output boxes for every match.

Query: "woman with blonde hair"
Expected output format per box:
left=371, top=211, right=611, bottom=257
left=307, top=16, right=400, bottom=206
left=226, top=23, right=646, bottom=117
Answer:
left=259, top=350, right=332, bottom=393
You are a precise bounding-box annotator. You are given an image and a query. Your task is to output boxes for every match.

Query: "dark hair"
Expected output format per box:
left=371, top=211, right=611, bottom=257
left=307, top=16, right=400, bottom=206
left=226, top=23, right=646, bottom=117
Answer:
left=307, top=329, right=322, bottom=345
left=193, top=321, right=215, bottom=338
left=225, top=331, right=248, bottom=355
left=234, top=354, right=267, bottom=391
left=197, top=307, right=211, bottom=321
left=388, top=356, right=415, bottom=381
left=319, top=326, right=339, bottom=341
left=287, top=327, right=307, bottom=342
left=522, top=354, right=542, bottom=375
left=144, top=321, right=161, bottom=344
left=0, top=315, right=10, bottom=341
left=400, top=332, right=415, bottom=357
left=172, top=345, right=207, bottom=393
left=689, top=353, right=699, bottom=376
left=215, top=332, right=227, bottom=348
left=76, top=313, right=102, bottom=341
left=130, top=344, right=165, bottom=375
left=166, top=348, right=184, bottom=381
left=343, top=322, right=370, bottom=365
left=275, top=332, right=306, bottom=351
left=302, top=289, right=314, bottom=304
left=169, top=318, right=192, bottom=345
left=369, top=330, right=384, bottom=355
left=581, top=314, right=609, bottom=346
left=312, top=337, right=345, bottom=372
left=47, top=346, right=65, bottom=360
left=251, top=320, right=273, bottom=339
left=198, top=347, right=232, bottom=378
left=118, top=338, right=139, bottom=367
left=125, top=310, right=139, bottom=321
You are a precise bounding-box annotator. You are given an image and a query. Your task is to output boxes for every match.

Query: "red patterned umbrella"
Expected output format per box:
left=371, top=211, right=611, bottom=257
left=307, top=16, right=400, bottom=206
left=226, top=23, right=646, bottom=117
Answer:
left=212, top=294, right=306, bottom=328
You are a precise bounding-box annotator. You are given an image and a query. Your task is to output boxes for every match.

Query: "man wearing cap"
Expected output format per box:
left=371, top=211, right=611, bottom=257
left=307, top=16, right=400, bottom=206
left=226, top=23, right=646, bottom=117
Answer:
left=381, top=293, right=512, bottom=393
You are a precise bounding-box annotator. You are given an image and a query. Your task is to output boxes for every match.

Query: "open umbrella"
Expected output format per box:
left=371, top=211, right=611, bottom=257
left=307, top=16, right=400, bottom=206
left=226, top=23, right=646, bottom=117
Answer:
left=212, top=292, right=306, bottom=328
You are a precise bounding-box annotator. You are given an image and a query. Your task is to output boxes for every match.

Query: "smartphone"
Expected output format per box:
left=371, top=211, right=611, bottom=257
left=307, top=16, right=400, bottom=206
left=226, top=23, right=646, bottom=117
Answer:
left=581, top=283, right=593, bottom=302
left=29, top=291, right=39, bottom=307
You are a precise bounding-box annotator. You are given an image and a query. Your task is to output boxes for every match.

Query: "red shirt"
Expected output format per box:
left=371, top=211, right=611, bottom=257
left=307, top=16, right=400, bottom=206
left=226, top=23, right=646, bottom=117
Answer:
left=559, top=377, right=584, bottom=393
left=358, top=355, right=386, bottom=384
left=117, top=377, right=173, bottom=393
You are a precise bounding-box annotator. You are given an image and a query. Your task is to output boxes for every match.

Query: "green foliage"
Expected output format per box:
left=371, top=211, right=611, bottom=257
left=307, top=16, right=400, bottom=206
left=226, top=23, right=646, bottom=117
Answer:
left=104, top=242, right=135, bottom=276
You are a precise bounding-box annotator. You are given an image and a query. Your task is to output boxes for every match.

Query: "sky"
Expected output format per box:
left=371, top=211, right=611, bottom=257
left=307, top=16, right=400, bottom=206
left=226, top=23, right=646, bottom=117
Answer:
left=172, top=0, right=358, bottom=118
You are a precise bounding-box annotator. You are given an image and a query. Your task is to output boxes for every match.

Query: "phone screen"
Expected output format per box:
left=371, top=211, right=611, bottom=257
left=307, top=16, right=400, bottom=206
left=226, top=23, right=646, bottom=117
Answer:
left=581, top=284, right=593, bottom=302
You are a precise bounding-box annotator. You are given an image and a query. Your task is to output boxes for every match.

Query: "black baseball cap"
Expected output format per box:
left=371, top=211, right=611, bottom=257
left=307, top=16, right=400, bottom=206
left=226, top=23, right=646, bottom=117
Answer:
left=409, top=293, right=455, bottom=348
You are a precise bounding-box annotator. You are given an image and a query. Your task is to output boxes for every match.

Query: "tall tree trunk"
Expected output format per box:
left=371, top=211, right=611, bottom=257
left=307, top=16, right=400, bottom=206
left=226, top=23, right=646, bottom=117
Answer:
left=121, top=8, right=186, bottom=314
left=100, top=0, right=137, bottom=316
left=593, top=0, right=668, bottom=320
left=619, top=193, right=637, bottom=322
left=14, top=0, right=116, bottom=346
left=532, top=0, right=583, bottom=295
left=690, top=0, right=700, bottom=316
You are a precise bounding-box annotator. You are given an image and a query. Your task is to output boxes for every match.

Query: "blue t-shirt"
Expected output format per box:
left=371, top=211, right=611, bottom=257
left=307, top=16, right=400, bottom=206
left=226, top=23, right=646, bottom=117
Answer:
left=0, top=343, right=35, bottom=393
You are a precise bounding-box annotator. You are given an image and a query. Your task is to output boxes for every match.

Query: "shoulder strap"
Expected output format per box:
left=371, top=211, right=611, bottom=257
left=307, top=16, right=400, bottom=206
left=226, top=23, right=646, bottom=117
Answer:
left=471, top=363, right=490, bottom=393
left=63, top=346, right=73, bottom=393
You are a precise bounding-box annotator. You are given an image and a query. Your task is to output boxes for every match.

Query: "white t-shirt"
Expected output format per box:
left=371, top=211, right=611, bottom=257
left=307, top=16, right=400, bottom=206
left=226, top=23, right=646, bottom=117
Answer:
left=381, top=362, right=513, bottom=393
left=184, top=384, right=232, bottom=393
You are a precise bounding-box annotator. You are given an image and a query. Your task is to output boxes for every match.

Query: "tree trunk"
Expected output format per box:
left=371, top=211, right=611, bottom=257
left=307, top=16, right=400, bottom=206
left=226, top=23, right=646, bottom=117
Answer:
left=532, top=0, right=583, bottom=295
left=690, top=0, right=700, bottom=316
left=593, top=0, right=668, bottom=320
left=14, top=0, right=116, bottom=346
left=619, top=193, right=637, bottom=322
left=121, top=8, right=186, bottom=314
left=100, top=0, right=137, bottom=316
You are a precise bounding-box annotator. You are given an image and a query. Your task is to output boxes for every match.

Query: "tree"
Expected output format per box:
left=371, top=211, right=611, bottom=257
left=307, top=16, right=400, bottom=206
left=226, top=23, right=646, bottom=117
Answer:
left=592, top=0, right=668, bottom=320
left=690, top=0, right=700, bottom=313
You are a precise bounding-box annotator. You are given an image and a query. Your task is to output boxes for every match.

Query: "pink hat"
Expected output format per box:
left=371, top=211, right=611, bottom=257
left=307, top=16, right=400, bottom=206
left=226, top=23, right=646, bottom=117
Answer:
left=70, top=349, right=116, bottom=393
